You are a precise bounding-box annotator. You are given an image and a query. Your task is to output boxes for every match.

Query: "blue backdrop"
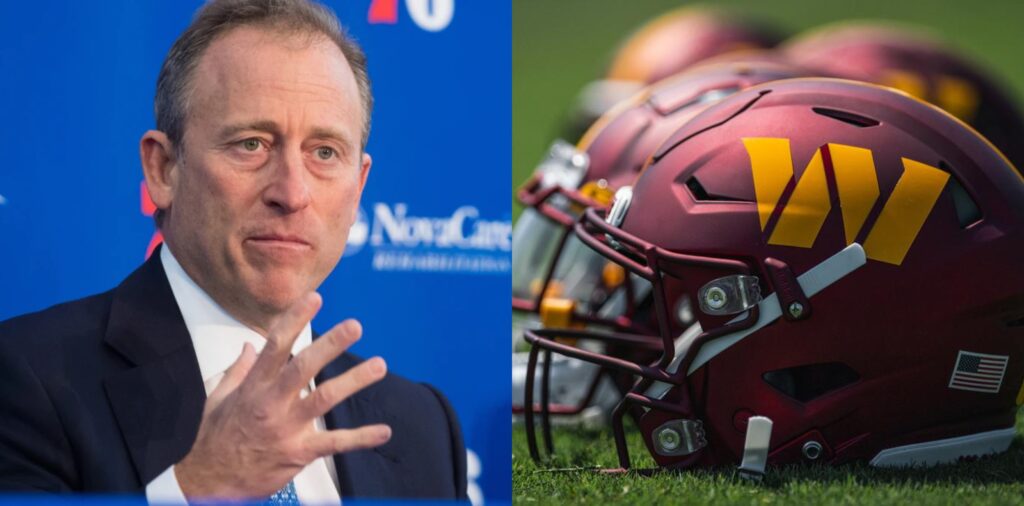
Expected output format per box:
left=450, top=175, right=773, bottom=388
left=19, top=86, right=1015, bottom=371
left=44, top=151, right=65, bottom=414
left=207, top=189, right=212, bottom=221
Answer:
left=0, top=0, right=510, bottom=503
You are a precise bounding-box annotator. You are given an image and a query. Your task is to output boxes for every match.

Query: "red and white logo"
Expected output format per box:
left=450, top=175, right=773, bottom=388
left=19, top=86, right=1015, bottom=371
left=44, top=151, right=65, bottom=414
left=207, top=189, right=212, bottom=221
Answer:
left=368, top=0, right=454, bottom=32
left=141, top=182, right=164, bottom=259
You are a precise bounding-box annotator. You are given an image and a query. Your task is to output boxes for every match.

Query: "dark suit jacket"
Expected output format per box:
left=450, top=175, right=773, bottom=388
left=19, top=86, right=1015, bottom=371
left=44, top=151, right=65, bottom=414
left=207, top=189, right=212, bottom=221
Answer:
left=0, top=250, right=467, bottom=499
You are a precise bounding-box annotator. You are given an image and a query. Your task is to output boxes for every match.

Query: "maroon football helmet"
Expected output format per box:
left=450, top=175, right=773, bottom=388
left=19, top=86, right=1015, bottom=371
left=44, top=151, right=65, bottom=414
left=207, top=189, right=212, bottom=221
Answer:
left=512, top=61, right=817, bottom=419
left=525, top=78, right=1024, bottom=473
left=563, top=6, right=783, bottom=142
left=784, top=22, right=1024, bottom=170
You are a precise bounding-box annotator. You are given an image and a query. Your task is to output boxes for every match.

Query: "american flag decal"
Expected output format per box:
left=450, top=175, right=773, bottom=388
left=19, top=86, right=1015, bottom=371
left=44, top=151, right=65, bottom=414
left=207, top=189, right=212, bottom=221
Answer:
left=948, top=351, right=1009, bottom=394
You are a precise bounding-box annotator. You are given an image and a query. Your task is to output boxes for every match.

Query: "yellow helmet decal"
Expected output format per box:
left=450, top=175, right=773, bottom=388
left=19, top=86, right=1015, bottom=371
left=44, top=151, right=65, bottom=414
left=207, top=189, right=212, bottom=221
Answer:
left=744, top=137, right=949, bottom=265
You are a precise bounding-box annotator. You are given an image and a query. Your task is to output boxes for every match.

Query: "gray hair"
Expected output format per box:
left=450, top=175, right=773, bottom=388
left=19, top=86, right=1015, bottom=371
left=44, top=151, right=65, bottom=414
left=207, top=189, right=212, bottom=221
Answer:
left=155, top=0, right=373, bottom=152
left=151, top=0, right=372, bottom=228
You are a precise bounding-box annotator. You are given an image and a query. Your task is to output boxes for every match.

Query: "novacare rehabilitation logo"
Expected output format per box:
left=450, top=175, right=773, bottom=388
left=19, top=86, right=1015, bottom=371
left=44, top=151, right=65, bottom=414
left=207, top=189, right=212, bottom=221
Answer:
left=344, top=202, right=511, bottom=274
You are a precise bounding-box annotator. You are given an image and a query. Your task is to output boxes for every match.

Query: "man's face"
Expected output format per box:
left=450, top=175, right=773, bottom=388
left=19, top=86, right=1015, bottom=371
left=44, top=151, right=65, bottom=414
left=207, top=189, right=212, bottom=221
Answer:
left=161, top=26, right=370, bottom=331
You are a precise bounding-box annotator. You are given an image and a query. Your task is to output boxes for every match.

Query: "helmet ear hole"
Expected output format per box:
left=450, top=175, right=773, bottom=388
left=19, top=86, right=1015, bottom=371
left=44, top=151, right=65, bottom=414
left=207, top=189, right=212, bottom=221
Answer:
left=762, top=362, right=860, bottom=403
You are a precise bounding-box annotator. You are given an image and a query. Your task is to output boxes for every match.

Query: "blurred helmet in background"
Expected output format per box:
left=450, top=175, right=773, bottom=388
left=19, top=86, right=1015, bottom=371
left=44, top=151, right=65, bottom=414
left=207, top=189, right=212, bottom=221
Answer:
left=562, top=6, right=785, bottom=142
left=784, top=21, right=1024, bottom=170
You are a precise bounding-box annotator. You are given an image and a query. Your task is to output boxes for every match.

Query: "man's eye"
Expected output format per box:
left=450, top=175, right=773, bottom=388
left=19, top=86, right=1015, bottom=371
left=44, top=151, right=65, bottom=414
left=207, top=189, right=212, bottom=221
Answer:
left=316, top=146, right=336, bottom=160
left=241, top=138, right=262, bottom=151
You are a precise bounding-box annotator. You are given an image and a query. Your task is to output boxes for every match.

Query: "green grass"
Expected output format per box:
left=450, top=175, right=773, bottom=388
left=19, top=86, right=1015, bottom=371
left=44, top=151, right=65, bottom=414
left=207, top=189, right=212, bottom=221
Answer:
left=513, top=408, right=1024, bottom=504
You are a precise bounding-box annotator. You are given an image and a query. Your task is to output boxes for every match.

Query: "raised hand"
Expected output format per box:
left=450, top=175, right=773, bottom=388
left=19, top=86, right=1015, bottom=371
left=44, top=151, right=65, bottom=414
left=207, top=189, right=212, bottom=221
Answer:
left=174, top=292, right=391, bottom=500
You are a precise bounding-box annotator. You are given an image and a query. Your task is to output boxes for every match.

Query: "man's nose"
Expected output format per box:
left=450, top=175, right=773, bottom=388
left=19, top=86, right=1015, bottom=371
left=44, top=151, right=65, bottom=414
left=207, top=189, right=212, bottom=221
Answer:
left=263, top=148, right=312, bottom=213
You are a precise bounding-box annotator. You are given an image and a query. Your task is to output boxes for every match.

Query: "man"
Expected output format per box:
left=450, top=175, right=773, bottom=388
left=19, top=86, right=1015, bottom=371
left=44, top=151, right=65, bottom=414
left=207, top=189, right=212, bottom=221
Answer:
left=0, top=0, right=467, bottom=502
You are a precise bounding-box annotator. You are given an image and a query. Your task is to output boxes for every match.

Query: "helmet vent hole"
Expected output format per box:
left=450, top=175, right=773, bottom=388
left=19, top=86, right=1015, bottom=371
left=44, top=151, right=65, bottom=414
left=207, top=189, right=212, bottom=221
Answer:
left=762, top=362, right=860, bottom=403
left=687, top=177, right=713, bottom=200
left=941, top=163, right=983, bottom=228
left=811, top=107, right=880, bottom=128
left=1005, top=315, right=1024, bottom=328
left=685, top=177, right=752, bottom=202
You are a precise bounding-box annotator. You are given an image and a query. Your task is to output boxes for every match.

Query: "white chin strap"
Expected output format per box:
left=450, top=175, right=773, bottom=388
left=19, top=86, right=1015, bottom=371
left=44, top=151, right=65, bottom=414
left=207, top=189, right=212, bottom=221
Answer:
left=645, top=243, right=867, bottom=400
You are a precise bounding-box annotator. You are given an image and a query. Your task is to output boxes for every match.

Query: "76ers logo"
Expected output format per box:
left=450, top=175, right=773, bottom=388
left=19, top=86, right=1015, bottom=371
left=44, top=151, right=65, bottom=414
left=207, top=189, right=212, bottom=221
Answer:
left=368, top=0, right=454, bottom=32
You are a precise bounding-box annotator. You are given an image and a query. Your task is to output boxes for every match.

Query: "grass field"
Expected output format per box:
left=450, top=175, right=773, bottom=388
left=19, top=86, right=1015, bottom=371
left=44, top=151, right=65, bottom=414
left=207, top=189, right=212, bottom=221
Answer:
left=512, top=409, right=1024, bottom=504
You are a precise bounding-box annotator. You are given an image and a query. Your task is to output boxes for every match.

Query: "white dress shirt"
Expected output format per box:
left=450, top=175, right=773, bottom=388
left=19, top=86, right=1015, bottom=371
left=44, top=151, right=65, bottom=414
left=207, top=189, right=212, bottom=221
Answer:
left=145, top=245, right=342, bottom=505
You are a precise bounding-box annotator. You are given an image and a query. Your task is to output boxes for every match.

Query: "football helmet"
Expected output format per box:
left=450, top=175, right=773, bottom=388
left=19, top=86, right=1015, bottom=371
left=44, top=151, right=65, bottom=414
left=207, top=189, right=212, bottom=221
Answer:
left=784, top=22, right=1024, bottom=170
left=513, top=61, right=816, bottom=421
left=564, top=6, right=783, bottom=142
left=524, top=78, right=1024, bottom=472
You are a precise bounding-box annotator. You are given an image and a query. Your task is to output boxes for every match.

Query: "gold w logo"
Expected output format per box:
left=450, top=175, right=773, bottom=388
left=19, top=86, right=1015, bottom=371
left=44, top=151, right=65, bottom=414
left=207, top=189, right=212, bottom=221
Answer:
left=743, top=138, right=950, bottom=265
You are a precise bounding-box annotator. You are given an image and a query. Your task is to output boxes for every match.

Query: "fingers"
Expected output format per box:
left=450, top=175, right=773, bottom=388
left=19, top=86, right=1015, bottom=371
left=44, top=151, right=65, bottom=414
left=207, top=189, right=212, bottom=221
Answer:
left=279, top=319, right=362, bottom=394
left=205, top=343, right=257, bottom=412
left=296, top=356, right=386, bottom=420
left=249, top=292, right=322, bottom=381
left=305, top=424, right=392, bottom=458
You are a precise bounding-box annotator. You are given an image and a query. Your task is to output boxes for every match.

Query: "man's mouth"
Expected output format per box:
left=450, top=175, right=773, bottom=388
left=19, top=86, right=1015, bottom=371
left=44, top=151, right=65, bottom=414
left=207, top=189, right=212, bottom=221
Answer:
left=245, top=234, right=312, bottom=250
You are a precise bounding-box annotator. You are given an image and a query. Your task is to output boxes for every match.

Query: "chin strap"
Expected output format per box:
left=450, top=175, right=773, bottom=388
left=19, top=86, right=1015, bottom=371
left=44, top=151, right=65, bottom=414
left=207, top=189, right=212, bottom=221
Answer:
left=687, top=243, right=867, bottom=375
left=738, top=416, right=773, bottom=481
left=646, top=243, right=867, bottom=400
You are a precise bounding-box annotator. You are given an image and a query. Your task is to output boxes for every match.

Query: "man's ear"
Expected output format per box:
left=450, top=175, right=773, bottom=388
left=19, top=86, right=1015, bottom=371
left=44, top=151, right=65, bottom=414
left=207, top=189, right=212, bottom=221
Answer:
left=358, top=152, right=372, bottom=193
left=140, top=130, right=179, bottom=213
left=350, top=152, right=372, bottom=227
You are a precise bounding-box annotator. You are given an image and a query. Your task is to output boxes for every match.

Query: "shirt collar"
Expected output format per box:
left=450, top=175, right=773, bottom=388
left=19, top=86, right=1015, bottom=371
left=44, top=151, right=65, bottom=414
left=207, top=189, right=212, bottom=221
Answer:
left=160, top=244, right=312, bottom=383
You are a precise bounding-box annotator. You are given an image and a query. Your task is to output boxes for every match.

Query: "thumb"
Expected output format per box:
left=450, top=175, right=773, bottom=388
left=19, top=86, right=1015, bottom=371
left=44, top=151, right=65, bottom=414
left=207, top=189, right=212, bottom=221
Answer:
left=206, top=343, right=258, bottom=410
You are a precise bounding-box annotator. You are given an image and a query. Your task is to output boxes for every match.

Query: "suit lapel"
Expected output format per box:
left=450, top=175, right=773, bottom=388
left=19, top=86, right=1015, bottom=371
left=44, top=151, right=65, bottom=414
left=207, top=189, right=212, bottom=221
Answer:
left=102, top=247, right=205, bottom=484
left=318, top=355, right=401, bottom=498
left=97, top=251, right=402, bottom=493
